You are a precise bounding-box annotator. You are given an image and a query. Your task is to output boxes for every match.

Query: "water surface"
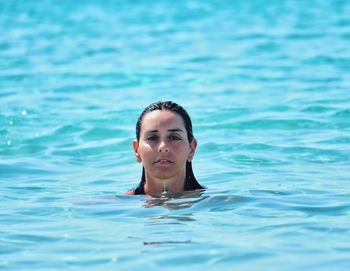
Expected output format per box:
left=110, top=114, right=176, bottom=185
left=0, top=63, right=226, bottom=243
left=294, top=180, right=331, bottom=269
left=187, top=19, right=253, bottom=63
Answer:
left=1, top=0, right=350, bottom=270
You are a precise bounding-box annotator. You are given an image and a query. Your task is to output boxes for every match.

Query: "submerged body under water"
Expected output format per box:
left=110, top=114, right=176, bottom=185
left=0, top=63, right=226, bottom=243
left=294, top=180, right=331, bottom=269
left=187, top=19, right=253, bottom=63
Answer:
left=1, top=0, right=350, bottom=270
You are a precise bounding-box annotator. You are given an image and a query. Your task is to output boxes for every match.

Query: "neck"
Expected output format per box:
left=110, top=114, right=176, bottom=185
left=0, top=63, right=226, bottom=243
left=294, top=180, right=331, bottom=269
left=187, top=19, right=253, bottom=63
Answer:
left=144, top=173, right=186, bottom=195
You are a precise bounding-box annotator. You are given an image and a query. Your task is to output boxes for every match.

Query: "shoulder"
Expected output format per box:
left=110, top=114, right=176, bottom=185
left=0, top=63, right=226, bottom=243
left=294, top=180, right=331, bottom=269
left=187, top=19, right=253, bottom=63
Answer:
left=125, top=183, right=145, bottom=195
left=124, top=190, right=135, bottom=195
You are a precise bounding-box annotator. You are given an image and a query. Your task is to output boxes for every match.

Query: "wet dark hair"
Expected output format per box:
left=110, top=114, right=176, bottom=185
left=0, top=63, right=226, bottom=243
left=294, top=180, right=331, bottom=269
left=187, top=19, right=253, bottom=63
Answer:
left=133, top=101, right=204, bottom=194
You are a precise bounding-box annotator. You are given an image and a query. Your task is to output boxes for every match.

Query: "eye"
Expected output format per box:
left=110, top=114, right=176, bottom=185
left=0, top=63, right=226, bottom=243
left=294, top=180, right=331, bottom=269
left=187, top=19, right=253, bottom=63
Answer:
left=169, top=134, right=182, bottom=141
left=146, top=135, right=158, bottom=141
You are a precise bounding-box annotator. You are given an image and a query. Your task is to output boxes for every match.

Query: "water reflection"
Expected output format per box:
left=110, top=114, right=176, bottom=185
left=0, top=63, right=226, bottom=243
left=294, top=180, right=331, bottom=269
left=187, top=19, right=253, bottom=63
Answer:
left=140, top=191, right=208, bottom=246
left=143, top=190, right=208, bottom=210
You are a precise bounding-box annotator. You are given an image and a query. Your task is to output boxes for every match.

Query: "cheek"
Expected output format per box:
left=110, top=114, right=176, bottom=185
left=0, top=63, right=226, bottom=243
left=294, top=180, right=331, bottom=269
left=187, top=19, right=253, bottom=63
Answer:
left=173, top=143, right=190, bottom=157
left=138, top=143, right=155, bottom=158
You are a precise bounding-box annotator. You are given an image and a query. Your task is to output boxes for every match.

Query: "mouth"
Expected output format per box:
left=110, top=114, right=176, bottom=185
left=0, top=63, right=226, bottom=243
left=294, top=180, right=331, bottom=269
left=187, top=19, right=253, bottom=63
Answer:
left=154, top=159, right=174, bottom=164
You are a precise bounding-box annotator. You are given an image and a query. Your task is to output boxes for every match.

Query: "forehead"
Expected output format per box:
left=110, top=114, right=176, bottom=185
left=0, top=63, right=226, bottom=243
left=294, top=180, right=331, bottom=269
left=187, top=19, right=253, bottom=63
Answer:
left=141, top=110, right=185, bottom=131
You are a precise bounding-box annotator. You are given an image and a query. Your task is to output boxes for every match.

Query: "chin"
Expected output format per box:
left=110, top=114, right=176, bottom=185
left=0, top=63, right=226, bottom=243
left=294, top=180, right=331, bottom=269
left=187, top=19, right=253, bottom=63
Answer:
left=153, top=173, right=176, bottom=179
left=153, top=169, right=182, bottom=180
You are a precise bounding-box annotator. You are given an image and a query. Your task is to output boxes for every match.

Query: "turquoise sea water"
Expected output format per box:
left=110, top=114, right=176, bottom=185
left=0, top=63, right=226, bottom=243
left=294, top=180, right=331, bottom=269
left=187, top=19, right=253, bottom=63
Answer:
left=1, top=0, right=350, bottom=270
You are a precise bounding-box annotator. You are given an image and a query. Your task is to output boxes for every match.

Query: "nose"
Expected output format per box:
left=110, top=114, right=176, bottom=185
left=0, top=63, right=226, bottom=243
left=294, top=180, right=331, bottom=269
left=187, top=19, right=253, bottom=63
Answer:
left=158, top=140, right=169, bottom=152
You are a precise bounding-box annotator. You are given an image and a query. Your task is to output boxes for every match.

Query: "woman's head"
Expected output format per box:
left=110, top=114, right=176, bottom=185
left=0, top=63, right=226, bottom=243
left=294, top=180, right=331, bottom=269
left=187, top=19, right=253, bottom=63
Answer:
left=131, top=101, right=204, bottom=195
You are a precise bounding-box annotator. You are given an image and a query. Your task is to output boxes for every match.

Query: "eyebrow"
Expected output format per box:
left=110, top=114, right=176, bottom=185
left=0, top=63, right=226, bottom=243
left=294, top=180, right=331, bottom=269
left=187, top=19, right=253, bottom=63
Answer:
left=168, top=128, right=185, bottom=133
left=145, top=128, right=185, bottom=133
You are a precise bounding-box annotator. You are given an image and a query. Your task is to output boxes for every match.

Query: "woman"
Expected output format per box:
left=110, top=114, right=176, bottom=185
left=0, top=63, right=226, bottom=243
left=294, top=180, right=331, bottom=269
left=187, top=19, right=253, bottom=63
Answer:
left=126, top=101, right=205, bottom=195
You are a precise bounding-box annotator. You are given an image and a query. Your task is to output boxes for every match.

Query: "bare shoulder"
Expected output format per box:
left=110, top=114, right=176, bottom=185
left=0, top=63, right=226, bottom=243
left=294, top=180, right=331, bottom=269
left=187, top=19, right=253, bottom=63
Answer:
left=124, top=190, right=135, bottom=195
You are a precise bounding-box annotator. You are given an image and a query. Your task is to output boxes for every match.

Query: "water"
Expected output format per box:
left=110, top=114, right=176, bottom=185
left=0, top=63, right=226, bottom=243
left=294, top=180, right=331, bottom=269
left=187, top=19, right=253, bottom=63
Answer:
left=1, top=0, right=350, bottom=270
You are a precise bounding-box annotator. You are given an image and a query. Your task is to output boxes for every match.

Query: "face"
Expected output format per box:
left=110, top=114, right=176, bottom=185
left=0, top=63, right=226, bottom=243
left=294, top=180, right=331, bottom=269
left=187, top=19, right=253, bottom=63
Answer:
left=133, top=110, right=197, bottom=181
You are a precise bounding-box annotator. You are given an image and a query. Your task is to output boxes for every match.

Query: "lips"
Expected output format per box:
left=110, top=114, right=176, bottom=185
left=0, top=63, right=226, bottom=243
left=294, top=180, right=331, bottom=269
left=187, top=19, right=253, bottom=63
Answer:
left=154, top=158, right=174, bottom=164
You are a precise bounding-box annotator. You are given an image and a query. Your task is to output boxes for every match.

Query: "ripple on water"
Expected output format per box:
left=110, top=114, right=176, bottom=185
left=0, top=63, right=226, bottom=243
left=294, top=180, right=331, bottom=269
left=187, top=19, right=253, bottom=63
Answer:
left=1, top=1, right=350, bottom=270
left=331, top=108, right=350, bottom=119
left=301, top=105, right=337, bottom=114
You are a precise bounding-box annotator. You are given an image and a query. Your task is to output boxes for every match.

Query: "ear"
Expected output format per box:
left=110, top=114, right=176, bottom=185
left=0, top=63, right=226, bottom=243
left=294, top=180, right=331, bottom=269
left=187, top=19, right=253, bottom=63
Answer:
left=187, top=138, right=197, bottom=162
left=132, top=139, right=142, bottom=163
